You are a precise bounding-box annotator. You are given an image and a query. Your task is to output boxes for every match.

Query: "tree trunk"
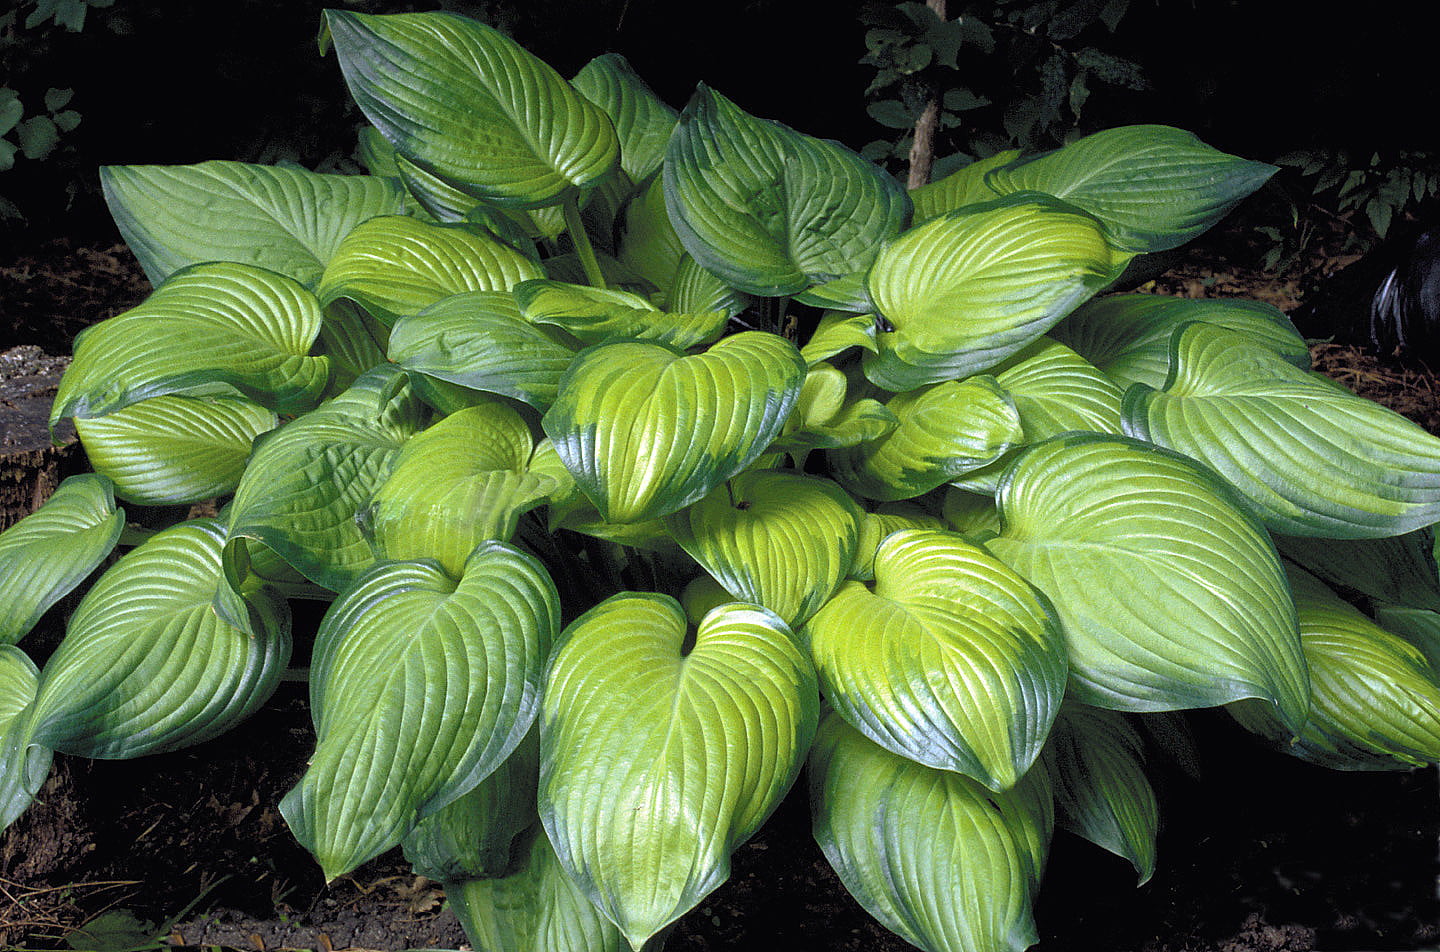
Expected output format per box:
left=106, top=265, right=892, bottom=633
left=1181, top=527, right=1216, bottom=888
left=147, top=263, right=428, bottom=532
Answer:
left=0, top=347, right=80, bottom=530
left=906, top=0, right=948, bottom=190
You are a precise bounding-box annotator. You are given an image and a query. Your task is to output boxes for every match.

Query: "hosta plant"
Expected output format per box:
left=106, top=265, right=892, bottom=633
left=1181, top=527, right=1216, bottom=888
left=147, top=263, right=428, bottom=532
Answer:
left=7, top=9, right=1440, bottom=952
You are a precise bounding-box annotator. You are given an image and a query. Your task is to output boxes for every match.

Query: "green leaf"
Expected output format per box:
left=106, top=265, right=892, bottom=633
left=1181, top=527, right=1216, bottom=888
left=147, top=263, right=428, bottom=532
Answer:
left=51, top=262, right=329, bottom=424
left=667, top=471, right=863, bottom=628
left=908, top=149, right=1018, bottom=222
left=226, top=365, right=424, bottom=593
left=514, top=279, right=728, bottom=350
left=986, top=125, right=1277, bottom=253
left=0, top=91, right=22, bottom=137
left=326, top=10, right=619, bottom=209
left=388, top=291, right=579, bottom=410
left=0, top=474, right=124, bottom=646
left=449, top=825, right=638, bottom=952
left=317, top=216, right=544, bottom=327
left=799, top=312, right=880, bottom=366
left=100, top=161, right=406, bottom=288
left=16, top=115, right=59, bottom=161
left=771, top=362, right=897, bottom=461
left=542, top=332, right=806, bottom=523
left=43, top=87, right=73, bottom=112
left=1, top=645, right=52, bottom=830
left=809, top=711, right=1052, bottom=952
left=540, top=596, right=818, bottom=947
left=1052, top=293, right=1310, bottom=390
left=985, top=434, right=1309, bottom=732
left=830, top=375, right=1022, bottom=502
left=863, top=196, right=1116, bottom=391
left=1122, top=322, right=1440, bottom=538
left=664, top=85, right=910, bottom=296
left=848, top=503, right=946, bottom=581
left=74, top=395, right=278, bottom=505
left=368, top=401, right=558, bottom=576
left=401, top=728, right=539, bottom=882
left=1273, top=527, right=1440, bottom=613
left=28, top=518, right=291, bottom=758
left=1230, top=566, right=1440, bottom=770
left=1041, top=704, right=1158, bottom=883
left=804, top=529, right=1066, bottom=789
left=571, top=53, right=678, bottom=186
left=282, top=542, right=559, bottom=880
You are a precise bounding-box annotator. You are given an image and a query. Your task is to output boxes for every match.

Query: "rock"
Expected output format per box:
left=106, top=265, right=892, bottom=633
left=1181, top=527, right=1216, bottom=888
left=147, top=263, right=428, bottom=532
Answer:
left=0, top=345, right=79, bottom=530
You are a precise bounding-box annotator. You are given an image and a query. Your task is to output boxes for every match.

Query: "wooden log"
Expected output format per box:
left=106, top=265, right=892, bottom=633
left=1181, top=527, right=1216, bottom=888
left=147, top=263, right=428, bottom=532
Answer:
left=0, top=346, right=80, bottom=530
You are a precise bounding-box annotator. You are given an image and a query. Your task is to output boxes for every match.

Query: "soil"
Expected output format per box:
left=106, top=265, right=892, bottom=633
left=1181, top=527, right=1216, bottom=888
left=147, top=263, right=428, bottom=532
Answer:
left=3, top=217, right=1440, bottom=952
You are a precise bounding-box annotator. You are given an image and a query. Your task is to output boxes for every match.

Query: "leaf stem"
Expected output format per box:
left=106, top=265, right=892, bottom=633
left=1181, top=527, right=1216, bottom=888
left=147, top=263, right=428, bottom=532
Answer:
left=563, top=193, right=607, bottom=290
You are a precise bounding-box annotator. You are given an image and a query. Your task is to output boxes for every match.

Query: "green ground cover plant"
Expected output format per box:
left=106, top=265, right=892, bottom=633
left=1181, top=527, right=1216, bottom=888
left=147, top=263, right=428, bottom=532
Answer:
left=6, top=9, right=1440, bottom=952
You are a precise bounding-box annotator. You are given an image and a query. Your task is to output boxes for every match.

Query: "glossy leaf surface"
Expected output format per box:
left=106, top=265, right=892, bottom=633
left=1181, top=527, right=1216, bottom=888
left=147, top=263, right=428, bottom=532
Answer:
left=0, top=645, right=51, bottom=829
left=515, top=279, right=728, bottom=350
left=571, top=53, right=677, bottom=185
left=282, top=542, right=560, bottom=880
left=540, top=596, right=818, bottom=947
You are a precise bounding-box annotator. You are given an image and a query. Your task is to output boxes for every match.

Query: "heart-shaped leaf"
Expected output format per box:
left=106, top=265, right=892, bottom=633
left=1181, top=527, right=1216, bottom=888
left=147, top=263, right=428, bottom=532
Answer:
left=986, top=125, right=1277, bottom=253
left=862, top=196, right=1116, bottom=391
left=1, top=645, right=52, bottom=830
left=0, top=474, right=124, bottom=646
left=985, top=434, right=1309, bottom=732
left=804, top=528, right=1066, bottom=790
left=514, top=279, right=728, bottom=350
left=1041, top=704, right=1158, bottom=884
left=666, top=471, right=863, bottom=628
left=401, top=728, right=539, bottom=882
left=539, top=596, right=818, bottom=947
left=282, top=541, right=559, bottom=880
left=317, top=216, right=544, bottom=327
left=449, top=825, right=641, bottom=952
left=226, top=365, right=424, bottom=592
left=1052, top=293, right=1310, bottom=390
left=52, top=262, right=329, bottom=424
left=829, top=375, right=1022, bottom=502
left=389, top=291, right=579, bottom=410
left=809, top=711, right=1052, bottom=952
left=1123, top=322, right=1440, bottom=538
left=100, top=161, right=405, bottom=288
left=75, top=395, right=277, bottom=505
left=542, top=332, right=806, bottom=523
left=27, top=518, right=291, bottom=758
left=1230, top=565, right=1440, bottom=770
left=368, top=401, right=558, bottom=576
left=571, top=53, right=677, bottom=186
left=326, top=10, right=619, bottom=209
left=664, top=85, right=909, bottom=296
left=908, top=149, right=1017, bottom=222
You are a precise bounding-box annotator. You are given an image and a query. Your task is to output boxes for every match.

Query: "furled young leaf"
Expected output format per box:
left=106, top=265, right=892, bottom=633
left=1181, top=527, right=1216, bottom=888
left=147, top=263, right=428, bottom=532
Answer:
left=804, top=528, right=1065, bottom=790
left=542, top=332, right=806, bottom=523
left=1230, top=566, right=1440, bottom=770
left=1273, top=528, right=1440, bottom=613
left=27, top=518, right=291, bottom=758
left=368, top=401, right=558, bottom=576
left=317, top=216, right=544, bottom=327
left=0, top=474, right=123, bottom=645
left=282, top=542, right=560, bottom=880
left=1123, top=322, right=1440, bottom=538
left=830, top=375, right=1022, bottom=501
left=571, top=53, right=677, bottom=186
left=75, top=395, right=277, bottom=505
left=771, top=362, right=897, bottom=461
left=907, top=148, right=1017, bottom=222
left=100, top=161, right=405, bottom=288
left=986, top=125, right=1277, bottom=253
left=985, top=434, right=1309, bottom=731
left=326, top=10, right=619, bottom=208
left=666, top=470, right=863, bottom=628
left=809, top=711, right=1052, bottom=952
left=449, top=825, right=639, bottom=952
left=226, top=365, right=424, bottom=592
left=514, top=279, right=728, bottom=350
left=1041, top=704, right=1158, bottom=884
left=540, top=596, right=818, bottom=948
left=401, top=728, right=539, bottom=882
left=52, top=262, right=329, bottom=424
left=388, top=291, right=579, bottom=410
left=1052, top=293, right=1310, bottom=389
left=664, top=84, right=910, bottom=296
left=800, top=312, right=881, bottom=367
left=863, top=195, right=1115, bottom=391
left=1, top=645, right=53, bottom=830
